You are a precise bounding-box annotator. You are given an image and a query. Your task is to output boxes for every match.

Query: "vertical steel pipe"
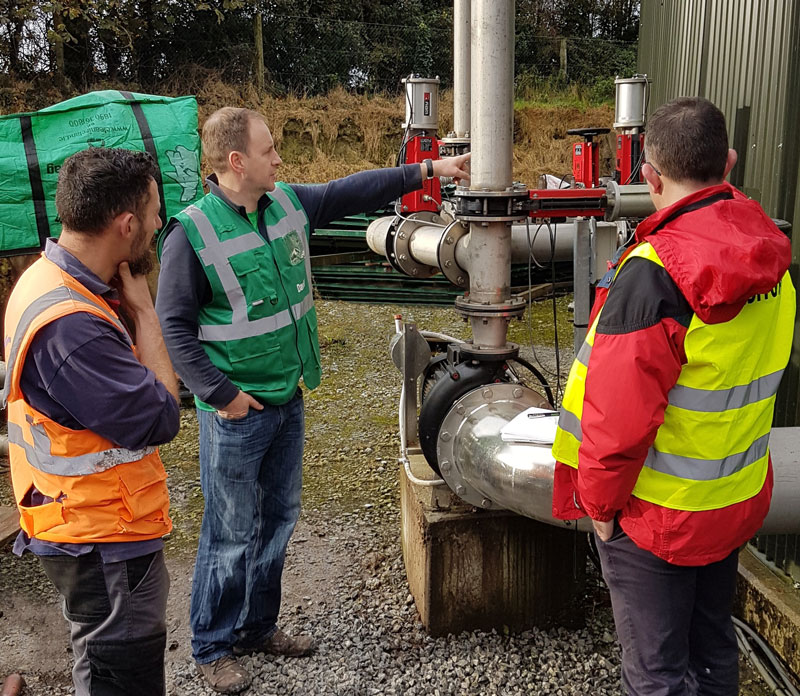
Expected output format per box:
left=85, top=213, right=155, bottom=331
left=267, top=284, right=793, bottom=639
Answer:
left=470, top=0, right=513, bottom=190
left=468, top=0, right=514, bottom=348
left=453, top=0, right=471, bottom=138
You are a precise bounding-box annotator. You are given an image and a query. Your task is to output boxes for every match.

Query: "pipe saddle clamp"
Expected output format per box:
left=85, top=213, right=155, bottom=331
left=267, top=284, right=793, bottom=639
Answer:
left=454, top=185, right=530, bottom=223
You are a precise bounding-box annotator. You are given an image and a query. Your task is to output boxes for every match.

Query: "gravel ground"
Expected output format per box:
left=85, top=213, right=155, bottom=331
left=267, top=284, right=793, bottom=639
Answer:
left=0, top=299, right=771, bottom=695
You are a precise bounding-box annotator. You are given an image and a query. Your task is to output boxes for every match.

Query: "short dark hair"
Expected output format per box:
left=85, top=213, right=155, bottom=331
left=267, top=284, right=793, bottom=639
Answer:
left=55, top=148, right=159, bottom=235
left=645, top=97, right=729, bottom=184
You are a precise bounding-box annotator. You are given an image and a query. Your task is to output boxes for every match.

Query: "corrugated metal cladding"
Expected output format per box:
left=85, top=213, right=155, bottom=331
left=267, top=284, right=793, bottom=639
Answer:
left=639, top=0, right=800, bottom=586
left=639, top=0, right=800, bottom=428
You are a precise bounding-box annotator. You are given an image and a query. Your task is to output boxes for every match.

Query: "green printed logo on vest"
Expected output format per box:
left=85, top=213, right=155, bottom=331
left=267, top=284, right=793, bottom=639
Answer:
left=747, top=279, right=782, bottom=304
left=164, top=145, right=201, bottom=203
left=284, top=230, right=306, bottom=266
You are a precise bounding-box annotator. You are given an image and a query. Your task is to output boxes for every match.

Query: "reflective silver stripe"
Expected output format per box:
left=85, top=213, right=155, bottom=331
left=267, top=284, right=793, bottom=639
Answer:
left=184, top=205, right=264, bottom=329
left=268, top=186, right=314, bottom=288
left=643, top=432, right=770, bottom=481
left=267, top=186, right=310, bottom=242
left=8, top=421, right=155, bottom=477
left=291, top=294, right=314, bottom=322
left=576, top=340, right=592, bottom=367
left=668, top=370, right=785, bottom=413
left=558, top=408, right=583, bottom=442
left=198, top=310, right=293, bottom=342
left=2, top=286, right=128, bottom=408
left=187, top=200, right=315, bottom=342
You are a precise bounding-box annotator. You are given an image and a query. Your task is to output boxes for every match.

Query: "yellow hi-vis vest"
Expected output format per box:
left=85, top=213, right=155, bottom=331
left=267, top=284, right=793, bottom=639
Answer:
left=551, top=241, right=795, bottom=511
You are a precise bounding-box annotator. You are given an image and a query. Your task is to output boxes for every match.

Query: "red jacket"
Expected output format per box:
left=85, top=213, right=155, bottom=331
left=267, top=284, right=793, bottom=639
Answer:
left=552, top=183, right=792, bottom=565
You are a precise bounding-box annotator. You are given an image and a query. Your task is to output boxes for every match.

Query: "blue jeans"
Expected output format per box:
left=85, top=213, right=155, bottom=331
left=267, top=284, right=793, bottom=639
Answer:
left=190, top=390, right=304, bottom=664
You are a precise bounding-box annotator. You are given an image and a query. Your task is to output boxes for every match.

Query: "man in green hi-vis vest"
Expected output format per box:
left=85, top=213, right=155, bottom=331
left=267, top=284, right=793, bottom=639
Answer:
left=156, top=106, right=470, bottom=694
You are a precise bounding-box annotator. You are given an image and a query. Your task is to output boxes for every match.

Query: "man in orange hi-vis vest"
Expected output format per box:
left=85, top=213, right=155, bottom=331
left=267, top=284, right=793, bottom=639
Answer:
left=3, top=148, right=180, bottom=696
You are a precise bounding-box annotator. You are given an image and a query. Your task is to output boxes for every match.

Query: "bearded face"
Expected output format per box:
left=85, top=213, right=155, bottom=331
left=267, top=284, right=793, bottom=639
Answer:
left=127, top=214, right=156, bottom=276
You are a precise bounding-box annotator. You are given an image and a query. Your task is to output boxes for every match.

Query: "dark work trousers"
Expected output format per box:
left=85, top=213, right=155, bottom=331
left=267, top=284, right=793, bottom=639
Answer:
left=596, top=523, right=739, bottom=696
left=39, top=549, right=169, bottom=696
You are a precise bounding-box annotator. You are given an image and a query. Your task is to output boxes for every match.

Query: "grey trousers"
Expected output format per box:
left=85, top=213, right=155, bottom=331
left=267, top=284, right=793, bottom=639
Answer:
left=39, top=549, right=169, bottom=696
left=596, top=522, right=739, bottom=696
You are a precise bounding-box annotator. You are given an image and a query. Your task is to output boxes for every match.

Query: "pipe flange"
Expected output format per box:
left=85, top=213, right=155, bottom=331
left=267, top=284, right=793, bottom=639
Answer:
left=458, top=341, right=519, bottom=361
left=388, top=211, right=442, bottom=278
left=437, top=220, right=469, bottom=288
left=439, top=137, right=471, bottom=158
left=437, top=383, right=544, bottom=507
left=454, top=294, right=527, bottom=320
left=454, top=187, right=529, bottom=223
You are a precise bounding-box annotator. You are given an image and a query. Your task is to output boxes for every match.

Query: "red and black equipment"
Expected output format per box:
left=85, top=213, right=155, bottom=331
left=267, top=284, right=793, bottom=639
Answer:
left=399, top=76, right=443, bottom=215
left=401, top=133, right=441, bottom=214
left=567, top=127, right=610, bottom=189
left=616, top=131, right=645, bottom=184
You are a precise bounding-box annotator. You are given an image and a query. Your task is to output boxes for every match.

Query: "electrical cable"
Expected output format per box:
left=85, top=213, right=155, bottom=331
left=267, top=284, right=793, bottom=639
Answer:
left=547, top=220, right=563, bottom=405
left=524, top=217, right=565, bottom=392
left=507, top=356, right=554, bottom=408
left=733, top=617, right=800, bottom=696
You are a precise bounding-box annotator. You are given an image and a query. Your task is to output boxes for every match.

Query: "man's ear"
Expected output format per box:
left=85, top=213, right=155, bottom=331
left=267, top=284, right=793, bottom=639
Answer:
left=723, top=148, right=738, bottom=179
left=228, top=150, right=245, bottom=176
left=115, top=211, right=136, bottom=241
left=642, top=162, right=663, bottom=196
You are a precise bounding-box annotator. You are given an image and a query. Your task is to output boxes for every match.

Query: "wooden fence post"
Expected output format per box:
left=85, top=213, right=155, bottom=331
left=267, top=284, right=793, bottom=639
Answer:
left=254, top=12, right=264, bottom=93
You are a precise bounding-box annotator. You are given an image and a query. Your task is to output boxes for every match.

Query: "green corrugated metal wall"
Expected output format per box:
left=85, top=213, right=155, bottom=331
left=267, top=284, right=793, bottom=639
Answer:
left=639, top=0, right=800, bottom=428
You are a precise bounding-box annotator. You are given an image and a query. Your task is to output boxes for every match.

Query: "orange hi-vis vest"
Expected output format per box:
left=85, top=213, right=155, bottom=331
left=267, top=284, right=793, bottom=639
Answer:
left=2, top=255, right=171, bottom=544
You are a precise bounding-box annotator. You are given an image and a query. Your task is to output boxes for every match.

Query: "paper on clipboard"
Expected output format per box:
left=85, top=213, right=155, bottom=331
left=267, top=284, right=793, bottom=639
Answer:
left=500, top=407, right=559, bottom=444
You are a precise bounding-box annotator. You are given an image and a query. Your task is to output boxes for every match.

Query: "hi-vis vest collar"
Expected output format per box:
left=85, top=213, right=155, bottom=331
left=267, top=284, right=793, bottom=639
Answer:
left=181, top=184, right=314, bottom=343
left=552, top=241, right=794, bottom=511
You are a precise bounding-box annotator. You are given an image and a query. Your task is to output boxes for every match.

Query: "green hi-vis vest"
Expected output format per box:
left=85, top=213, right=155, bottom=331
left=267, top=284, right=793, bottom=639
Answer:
left=552, top=241, right=795, bottom=511
left=172, top=183, right=321, bottom=409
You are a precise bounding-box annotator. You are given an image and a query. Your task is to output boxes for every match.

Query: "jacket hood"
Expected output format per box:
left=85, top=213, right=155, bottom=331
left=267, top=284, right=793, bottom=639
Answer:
left=635, top=183, right=791, bottom=323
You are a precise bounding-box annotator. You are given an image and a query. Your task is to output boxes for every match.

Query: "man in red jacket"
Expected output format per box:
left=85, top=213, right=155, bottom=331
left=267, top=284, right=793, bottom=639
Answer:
left=552, top=97, right=795, bottom=695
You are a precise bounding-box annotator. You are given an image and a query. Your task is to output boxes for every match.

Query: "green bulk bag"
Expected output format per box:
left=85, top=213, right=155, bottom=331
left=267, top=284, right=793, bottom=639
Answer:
left=0, top=90, right=203, bottom=256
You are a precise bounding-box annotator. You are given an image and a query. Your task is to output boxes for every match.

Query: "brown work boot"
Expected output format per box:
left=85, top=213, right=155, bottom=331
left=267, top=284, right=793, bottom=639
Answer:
left=196, top=655, right=252, bottom=694
left=233, top=628, right=316, bottom=658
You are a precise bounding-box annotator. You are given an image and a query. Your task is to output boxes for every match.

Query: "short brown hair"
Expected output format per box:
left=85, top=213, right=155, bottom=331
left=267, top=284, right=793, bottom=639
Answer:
left=202, top=107, right=265, bottom=172
left=645, top=97, right=729, bottom=184
left=55, top=148, right=157, bottom=236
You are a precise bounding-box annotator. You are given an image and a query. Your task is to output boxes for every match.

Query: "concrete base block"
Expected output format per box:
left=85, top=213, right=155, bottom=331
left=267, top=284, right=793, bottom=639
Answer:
left=400, top=455, right=585, bottom=636
left=736, top=546, right=800, bottom=678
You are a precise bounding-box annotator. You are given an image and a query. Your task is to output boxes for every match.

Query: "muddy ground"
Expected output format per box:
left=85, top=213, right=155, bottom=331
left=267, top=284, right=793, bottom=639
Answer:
left=0, top=298, right=771, bottom=695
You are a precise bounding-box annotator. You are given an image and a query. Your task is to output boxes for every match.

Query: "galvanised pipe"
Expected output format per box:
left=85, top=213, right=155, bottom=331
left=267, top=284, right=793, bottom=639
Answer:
left=468, top=0, right=515, bottom=348
left=365, top=218, right=579, bottom=280
left=453, top=0, right=471, bottom=138
left=470, top=0, right=513, bottom=190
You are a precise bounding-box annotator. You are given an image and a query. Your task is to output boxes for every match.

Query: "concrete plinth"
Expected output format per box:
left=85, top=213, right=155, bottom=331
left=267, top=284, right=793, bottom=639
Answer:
left=736, top=547, right=800, bottom=678
left=400, top=454, right=585, bottom=636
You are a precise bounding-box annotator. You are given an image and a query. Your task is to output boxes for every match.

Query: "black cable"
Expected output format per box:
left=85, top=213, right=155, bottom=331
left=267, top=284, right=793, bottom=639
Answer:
left=547, top=221, right=563, bottom=404
left=508, top=356, right=554, bottom=407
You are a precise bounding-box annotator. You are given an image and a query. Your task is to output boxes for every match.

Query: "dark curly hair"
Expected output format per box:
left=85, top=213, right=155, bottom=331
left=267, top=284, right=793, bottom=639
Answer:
left=55, top=148, right=159, bottom=235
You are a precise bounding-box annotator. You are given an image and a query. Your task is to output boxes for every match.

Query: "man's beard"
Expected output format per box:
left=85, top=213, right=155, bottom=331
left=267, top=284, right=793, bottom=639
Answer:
left=128, top=247, right=156, bottom=276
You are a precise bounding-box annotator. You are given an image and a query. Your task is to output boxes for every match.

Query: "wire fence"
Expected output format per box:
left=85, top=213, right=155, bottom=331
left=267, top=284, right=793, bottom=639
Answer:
left=0, top=11, right=637, bottom=97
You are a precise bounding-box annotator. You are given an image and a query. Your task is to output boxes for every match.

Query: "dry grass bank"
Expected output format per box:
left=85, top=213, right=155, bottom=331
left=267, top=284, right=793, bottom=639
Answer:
left=0, top=72, right=615, bottom=184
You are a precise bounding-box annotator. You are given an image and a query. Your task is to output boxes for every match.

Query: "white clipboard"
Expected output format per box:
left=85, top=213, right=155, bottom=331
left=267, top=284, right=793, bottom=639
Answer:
left=500, top=407, right=560, bottom=445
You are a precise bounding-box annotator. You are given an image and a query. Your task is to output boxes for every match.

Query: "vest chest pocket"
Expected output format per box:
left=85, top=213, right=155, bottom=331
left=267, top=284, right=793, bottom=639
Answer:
left=229, top=249, right=280, bottom=320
